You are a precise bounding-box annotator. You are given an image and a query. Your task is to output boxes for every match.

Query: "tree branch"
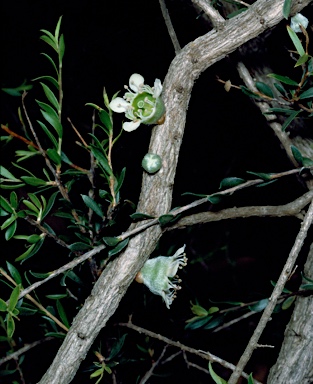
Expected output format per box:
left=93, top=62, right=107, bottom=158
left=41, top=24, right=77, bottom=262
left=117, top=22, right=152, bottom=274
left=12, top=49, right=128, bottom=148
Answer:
left=228, top=197, right=313, bottom=384
left=38, top=1, right=312, bottom=382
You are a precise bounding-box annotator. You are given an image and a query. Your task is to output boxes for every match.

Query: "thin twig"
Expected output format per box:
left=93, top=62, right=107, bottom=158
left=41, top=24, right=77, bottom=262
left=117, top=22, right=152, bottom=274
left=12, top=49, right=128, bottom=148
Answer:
left=119, top=320, right=262, bottom=383
left=0, top=337, right=54, bottom=366
left=192, top=0, right=225, bottom=29
left=17, top=244, right=106, bottom=301
left=139, top=345, right=168, bottom=384
left=18, top=190, right=312, bottom=300
left=0, top=269, right=68, bottom=332
left=159, top=0, right=181, bottom=54
left=1, top=124, right=39, bottom=149
left=212, top=311, right=257, bottom=333
left=228, top=198, right=313, bottom=384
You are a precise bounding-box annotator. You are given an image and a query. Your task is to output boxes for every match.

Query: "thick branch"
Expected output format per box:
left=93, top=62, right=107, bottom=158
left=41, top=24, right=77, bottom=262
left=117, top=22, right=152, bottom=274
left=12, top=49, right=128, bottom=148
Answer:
left=38, top=1, right=312, bottom=383
left=228, top=198, right=313, bottom=384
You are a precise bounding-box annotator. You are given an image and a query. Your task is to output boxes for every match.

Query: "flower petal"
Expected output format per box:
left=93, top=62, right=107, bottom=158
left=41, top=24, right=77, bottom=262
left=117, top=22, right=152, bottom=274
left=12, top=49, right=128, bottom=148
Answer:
left=109, top=97, right=130, bottom=113
left=153, top=78, right=163, bottom=98
left=129, top=73, right=144, bottom=93
left=123, top=120, right=141, bottom=132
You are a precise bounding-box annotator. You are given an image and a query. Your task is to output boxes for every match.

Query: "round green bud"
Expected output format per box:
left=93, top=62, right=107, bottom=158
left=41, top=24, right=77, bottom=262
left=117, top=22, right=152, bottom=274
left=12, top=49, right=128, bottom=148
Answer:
left=141, top=153, right=162, bottom=174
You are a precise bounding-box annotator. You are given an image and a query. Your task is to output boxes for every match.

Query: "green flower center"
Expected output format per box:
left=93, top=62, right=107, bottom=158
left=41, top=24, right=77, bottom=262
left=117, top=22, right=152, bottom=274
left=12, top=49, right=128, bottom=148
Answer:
left=132, top=92, right=155, bottom=118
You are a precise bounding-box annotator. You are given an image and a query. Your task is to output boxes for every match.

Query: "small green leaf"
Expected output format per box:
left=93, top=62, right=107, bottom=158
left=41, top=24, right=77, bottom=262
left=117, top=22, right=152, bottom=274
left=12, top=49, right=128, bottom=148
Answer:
left=240, top=86, right=261, bottom=99
left=99, top=109, right=113, bottom=131
left=208, top=362, right=228, bottom=384
left=274, top=82, right=287, bottom=96
left=46, top=294, right=68, bottom=300
left=287, top=26, right=305, bottom=57
left=219, top=177, right=245, bottom=189
left=282, top=296, right=295, bottom=310
left=291, top=145, right=303, bottom=165
left=6, top=262, right=22, bottom=284
left=282, top=0, right=292, bottom=19
left=248, top=373, right=256, bottom=384
left=1, top=215, right=17, bottom=230
left=203, top=315, right=224, bottom=330
left=0, top=195, right=14, bottom=213
left=281, top=110, right=302, bottom=131
left=44, top=332, right=66, bottom=339
left=264, top=108, right=294, bottom=115
left=0, top=167, right=20, bottom=181
left=7, top=315, right=15, bottom=339
left=68, top=242, right=91, bottom=251
left=108, top=238, right=129, bottom=257
left=54, top=16, right=63, bottom=42
left=9, top=191, right=18, bottom=209
left=8, top=285, right=20, bottom=313
left=40, top=82, right=60, bottom=112
left=207, top=194, right=223, bottom=204
left=115, top=167, right=126, bottom=195
left=249, top=298, right=269, bottom=312
left=0, top=298, right=8, bottom=311
left=246, top=171, right=272, bottom=180
left=27, top=234, right=42, bottom=244
left=20, top=176, right=47, bottom=186
left=33, top=75, right=59, bottom=89
left=56, top=299, right=70, bottom=329
left=29, top=270, right=51, bottom=279
left=5, top=221, right=17, bottom=240
left=90, top=368, right=104, bottom=378
left=42, top=191, right=59, bottom=220
left=158, top=214, right=175, bottom=226
left=15, top=238, right=45, bottom=262
left=47, top=148, right=62, bottom=165
left=90, top=146, right=113, bottom=177
left=103, top=237, right=121, bottom=246
left=255, top=82, right=274, bottom=98
left=185, top=315, right=213, bottom=330
left=181, top=192, right=208, bottom=197
left=267, top=74, right=298, bottom=86
left=39, top=53, right=58, bottom=75
left=81, top=195, right=104, bottom=218
left=130, top=212, right=155, bottom=220
left=299, top=87, right=313, bottom=100
left=37, top=120, right=58, bottom=149
left=107, top=334, right=127, bottom=360
left=295, top=54, right=309, bottom=67
left=40, top=109, right=63, bottom=138
left=59, top=34, right=65, bottom=61
left=23, top=200, right=40, bottom=213
left=191, top=304, right=208, bottom=317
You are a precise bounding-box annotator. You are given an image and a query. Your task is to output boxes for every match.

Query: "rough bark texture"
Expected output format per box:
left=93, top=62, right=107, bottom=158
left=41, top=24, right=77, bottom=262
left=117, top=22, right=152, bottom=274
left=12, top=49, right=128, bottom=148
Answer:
left=267, top=242, right=313, bottom=384
left=38, top=1, right=312, bottom=383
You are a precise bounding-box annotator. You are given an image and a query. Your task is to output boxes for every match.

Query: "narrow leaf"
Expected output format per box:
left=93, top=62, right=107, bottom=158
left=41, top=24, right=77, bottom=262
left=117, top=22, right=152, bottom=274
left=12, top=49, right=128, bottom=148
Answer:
left=282, top=296, right=296, bottom=310
left=102, top=237, right=121, bottom=246
left=5, top=221, right=17, bottom=240
left=56, top=299, right=70, bottom=329
left=6, top=262, right=22, bottom=284
left=249, top=298, right=269, bottom=312
left=40, top=109, right=63, bottom=138
left=0, top=195, right=14, bottom=213
left=37, top=120, right=58, bottom=149
left=8, top=285, right=20, bottom=312
left=21, top=176, right=47, bottom=186
left=282, top=0, right=292, bottom=19
left=291, top=145, right=303, bottom=165
left=299, top=87, right=313, bottom=99
left=81, top=195, right=104, bottom=218
left=267, top=74, right=298, bottom=86
left=158, top=214, right=175, bottom=225
left=90, top=146, right=113, bottom=176
left=40, top=82, right=60, bottom=112
left=108, top=238, right=129, bottom=257
left=130, top=212, right=155, bottom=220
left=295, top=54, right=309, bottom=67
left=47, top=148, right=62, bottom=165
left=219, top=177, right=245, bottom=189
left=255, top=82, right=274, bottom=98
left=207, top=194, right=223, bottom=204
left=208, top=362, right=228, bottom=384
left=7, top=315, right=15, bottom=339
left=287, top=26, right=305, bottom=56
left=0, top=167, right=19, bottom=181
left=68, top=242, right=91, bottom=251
left=246, top=171, right=272, bottom=180
left=99, top=109, right=113, bottom=131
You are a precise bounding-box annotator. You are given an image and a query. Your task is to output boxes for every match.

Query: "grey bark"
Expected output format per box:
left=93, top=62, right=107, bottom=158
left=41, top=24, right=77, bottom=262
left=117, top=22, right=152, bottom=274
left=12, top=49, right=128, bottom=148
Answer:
left=38, top=1, right=312, bottom=383
left=267, top=242, right=313, bottom=384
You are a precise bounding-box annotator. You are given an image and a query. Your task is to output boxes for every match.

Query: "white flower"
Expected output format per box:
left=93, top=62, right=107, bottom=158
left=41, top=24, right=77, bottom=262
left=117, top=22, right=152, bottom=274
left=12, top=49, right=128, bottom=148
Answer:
left=290, top=13, right=309, bottom=33
left=135, top=245, right=187, bottom=309
left=109, top=73, right=165, bottom=132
